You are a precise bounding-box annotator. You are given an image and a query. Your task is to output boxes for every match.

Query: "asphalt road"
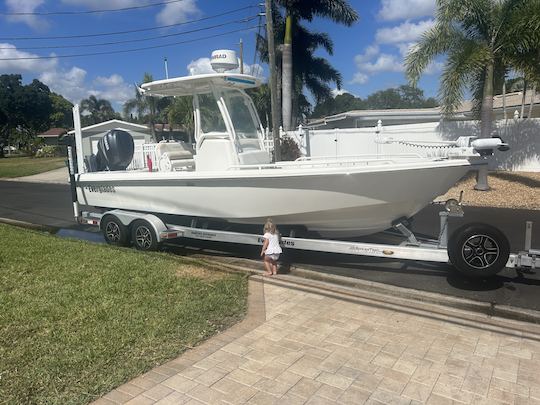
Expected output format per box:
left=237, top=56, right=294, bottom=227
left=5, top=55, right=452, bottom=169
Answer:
left=1, top=180, right=539, bottom=310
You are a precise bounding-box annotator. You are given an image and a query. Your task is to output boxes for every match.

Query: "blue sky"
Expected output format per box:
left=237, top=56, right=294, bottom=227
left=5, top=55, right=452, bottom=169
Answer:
left=0, top=0, right=442, bottom=110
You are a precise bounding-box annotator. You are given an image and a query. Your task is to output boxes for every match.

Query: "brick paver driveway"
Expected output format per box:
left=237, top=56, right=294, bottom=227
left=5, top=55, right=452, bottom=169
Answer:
left=96, top=277, right=540, bottom=405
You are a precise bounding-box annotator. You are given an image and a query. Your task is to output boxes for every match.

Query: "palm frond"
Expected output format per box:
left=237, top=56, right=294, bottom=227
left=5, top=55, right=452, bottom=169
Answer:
left=405, top=23, right=459, bottom=86
left=439, top=39, right=491, bottom=115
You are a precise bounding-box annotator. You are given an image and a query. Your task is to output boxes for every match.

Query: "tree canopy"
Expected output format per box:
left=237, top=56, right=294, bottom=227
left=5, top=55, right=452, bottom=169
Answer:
left=311, top=85, right=438, bottom=118
left=0, top=74, right=54, bottom=157
left=405, top=0, right=540, bottom=138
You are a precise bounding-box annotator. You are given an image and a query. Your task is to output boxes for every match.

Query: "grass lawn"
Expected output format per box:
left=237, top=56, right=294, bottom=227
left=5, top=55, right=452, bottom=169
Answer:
left=0, top=156, right=66, bottom=178
left=0, top=224, right=248, bottom=404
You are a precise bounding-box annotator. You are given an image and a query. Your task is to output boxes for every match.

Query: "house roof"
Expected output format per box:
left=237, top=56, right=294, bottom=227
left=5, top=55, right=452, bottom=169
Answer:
left=37, top=127, right=68, bottom=138
left=67, top=119, right=150, bottom=135
left=457, top=90, right=540, bottom=113
left=308, top=90, right=540, bottom=127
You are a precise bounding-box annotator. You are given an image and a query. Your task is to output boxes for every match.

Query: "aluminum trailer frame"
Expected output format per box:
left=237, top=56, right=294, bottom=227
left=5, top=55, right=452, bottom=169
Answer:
left=79, top=208, right=538, bottom=274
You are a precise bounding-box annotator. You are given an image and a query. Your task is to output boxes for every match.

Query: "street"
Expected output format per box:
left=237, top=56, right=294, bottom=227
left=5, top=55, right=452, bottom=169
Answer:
left=1, top=180, right=539, bottom=310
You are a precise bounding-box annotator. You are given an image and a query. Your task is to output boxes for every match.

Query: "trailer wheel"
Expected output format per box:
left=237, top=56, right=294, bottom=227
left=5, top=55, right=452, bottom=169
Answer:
left=448, top=223, right=510, bottom=278
left=131, top=220, right=159, bottom=251
left=102, top=215, right=130, bottom=247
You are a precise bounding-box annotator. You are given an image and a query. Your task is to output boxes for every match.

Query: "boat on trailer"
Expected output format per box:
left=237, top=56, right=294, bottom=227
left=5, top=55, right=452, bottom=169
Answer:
left=71, top=52, right=507, bottom=238
left=68, top=50, right=538, bottom=277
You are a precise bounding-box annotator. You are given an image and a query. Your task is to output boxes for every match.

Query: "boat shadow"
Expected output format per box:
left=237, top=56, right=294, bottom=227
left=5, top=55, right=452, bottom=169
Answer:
left=164, top=238, right=540, bottom=293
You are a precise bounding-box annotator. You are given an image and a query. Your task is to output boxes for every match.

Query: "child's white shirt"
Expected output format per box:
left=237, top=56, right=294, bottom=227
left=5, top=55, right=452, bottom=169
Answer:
left=263, top=232, right=282, bottom=255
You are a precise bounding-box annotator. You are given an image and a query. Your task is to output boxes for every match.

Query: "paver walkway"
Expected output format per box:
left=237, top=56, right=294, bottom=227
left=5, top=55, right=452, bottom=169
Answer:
left=95, top=277, right=540, bottom=405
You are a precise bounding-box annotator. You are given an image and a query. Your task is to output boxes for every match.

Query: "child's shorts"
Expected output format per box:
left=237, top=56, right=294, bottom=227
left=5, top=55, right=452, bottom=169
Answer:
left=266, top=253, right=280, bottom=261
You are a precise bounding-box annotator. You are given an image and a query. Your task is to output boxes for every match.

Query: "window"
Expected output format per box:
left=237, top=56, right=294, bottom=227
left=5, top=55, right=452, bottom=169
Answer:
left=223, top=91, right=261, bottom=151
left=198, top=93, right=226, bottom=133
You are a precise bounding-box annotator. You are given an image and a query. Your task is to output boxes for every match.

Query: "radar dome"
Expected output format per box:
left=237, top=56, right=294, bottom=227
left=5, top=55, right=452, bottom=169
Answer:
left=210, top=50, right=239, bottom=73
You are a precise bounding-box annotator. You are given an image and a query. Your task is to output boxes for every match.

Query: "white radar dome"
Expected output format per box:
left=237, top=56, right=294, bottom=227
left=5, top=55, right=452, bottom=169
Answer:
left=210, top=50, right=239, bottom=73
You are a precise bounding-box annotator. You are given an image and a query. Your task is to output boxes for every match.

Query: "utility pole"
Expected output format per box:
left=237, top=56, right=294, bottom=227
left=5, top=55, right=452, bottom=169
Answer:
left=164, top=57, right=169, bottom=79
left=265, top=0, right=281, bottom=161
left=239, top=38, right=244, bottom=74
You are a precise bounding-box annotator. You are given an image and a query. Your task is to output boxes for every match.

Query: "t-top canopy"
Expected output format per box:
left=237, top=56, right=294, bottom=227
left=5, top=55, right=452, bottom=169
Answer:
left=140, top=73, right=262, bottom=97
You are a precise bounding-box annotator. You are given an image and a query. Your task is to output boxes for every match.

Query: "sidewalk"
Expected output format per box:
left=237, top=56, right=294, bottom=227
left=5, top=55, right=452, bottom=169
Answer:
left=95, top=276, right=540, bottom=405
left=7, top=166, right=68, bottom=184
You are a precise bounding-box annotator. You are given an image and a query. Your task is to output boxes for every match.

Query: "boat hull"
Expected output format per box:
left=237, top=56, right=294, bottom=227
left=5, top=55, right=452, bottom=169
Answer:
left=76, top=161, right=472, bottom=237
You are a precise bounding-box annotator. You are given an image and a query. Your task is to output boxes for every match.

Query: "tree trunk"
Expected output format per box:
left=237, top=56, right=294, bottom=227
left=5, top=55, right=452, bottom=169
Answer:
left=502, top=80, right=507, bottom=121
left=528, top=83, right=536, bottom=119
left=476, top=61, right=494, bottom=191
left=520, top=79, right=527, bottom=119
left=281, top=14, right=293, bottom=131
left=265, top=0, right=281, bottom=161
left=480, top=62, right=494, bottom=138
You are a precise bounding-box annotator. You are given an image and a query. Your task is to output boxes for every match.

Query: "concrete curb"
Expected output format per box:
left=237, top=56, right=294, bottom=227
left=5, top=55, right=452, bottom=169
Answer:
left=0, top=217, right=59, bottom=234
left=185, top=253, right=540, bottom=327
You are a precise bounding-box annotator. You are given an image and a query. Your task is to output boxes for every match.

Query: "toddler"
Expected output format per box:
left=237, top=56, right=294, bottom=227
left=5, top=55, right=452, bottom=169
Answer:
left=260, top=218, right=282, bottom=276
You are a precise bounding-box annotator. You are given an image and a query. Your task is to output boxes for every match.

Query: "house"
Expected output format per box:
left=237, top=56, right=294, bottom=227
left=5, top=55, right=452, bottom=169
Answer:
left=67, top=119, right=153, bottom=154
left=37, top=128, right=69, bottom=145
left=308, top=90, right=540, bottom=129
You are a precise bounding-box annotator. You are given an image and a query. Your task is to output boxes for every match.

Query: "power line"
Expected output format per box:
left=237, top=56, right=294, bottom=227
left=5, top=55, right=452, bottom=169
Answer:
left=0, top=26, right=262, bottom=61
left=1, top=0, right=189, bottom=15
left=0, top=5, right=256, bottom=41
left=0, top=16, right=259, bottom=50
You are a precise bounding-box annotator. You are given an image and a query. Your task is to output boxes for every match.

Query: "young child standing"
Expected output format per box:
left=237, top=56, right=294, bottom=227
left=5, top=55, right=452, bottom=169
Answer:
left=260, top=218, right=282, bottom=276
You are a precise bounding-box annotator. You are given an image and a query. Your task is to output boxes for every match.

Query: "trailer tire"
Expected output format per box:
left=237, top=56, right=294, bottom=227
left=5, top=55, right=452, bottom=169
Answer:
left=448, top=223, right=510, bottom=278
left=131, top=220, right=159, bottom=251
left=102, top=215, right=130, bottom=247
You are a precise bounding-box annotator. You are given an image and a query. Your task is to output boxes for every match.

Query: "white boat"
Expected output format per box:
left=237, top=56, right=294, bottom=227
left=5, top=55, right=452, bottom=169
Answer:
left=73, top=52, right=506, bottom=238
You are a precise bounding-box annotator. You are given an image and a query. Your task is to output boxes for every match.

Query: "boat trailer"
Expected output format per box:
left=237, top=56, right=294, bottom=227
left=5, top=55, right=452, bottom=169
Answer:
left=78, top=204, right=538, bottom=279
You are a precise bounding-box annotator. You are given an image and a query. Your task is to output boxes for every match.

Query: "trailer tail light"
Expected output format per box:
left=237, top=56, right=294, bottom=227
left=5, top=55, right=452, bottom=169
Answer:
left=160, top=231, right=181, bottom=239
left=84, top=219, right=100, bottom=226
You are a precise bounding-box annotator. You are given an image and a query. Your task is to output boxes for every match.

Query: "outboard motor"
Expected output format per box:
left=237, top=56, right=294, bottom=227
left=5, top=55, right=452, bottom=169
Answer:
left=94, top=129, right=134, bottom=171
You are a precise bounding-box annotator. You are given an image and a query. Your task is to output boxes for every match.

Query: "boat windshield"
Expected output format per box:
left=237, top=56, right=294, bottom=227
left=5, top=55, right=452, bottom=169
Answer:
left=222, top=90, right=262, bottom=151
left=198, top=93, right=227, bottom=133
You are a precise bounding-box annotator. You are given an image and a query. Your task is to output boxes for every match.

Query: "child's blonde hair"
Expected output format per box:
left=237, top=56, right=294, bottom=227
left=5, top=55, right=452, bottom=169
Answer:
left=263, top=218, right=277, bottom=234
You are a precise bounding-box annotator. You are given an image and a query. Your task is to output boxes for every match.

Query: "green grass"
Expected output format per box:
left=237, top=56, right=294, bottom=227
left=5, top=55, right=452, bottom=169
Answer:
left=0, top=224, right=248, bottom=404
left=0, top=156, right=66, bottom=178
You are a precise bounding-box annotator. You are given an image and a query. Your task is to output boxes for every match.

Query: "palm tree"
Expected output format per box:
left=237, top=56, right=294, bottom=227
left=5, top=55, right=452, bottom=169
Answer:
left=278, top=0, right=358, bottom=130
left=123, top=73, right=160, bottom=141
left=80, top=95, right=116, bottom=125
left=258, top=3, right=356, bottom=127
left=406, top=0, right=540, bottom=133
left=166, top=96, right=194, bottom=142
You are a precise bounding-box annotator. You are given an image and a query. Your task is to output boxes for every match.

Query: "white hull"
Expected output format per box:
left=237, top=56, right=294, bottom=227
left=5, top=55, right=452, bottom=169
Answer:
left=76, top=159, right=472, bottom=237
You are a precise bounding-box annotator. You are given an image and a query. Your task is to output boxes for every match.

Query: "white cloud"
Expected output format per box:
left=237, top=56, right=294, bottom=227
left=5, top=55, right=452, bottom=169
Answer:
left=331, top=88, right=352, bottom=97
left=5, top=0, right=48, bottom=30
left=187, top=57, right=264, bottom=78
left=0, top=43, right=58, bottom=73
left=39, top=66, right=88, bottom=102
left=156, top=0, right=200, bottom=25
left=350, top=73, right=369, bottom=85
left=0, top=43, right=131, bottom=109
left=61, top=0, right=200, bottom=26
left=357, top=54, right=404, bottom=74
left=91, top=74, right=133, bottom=105
left=376, top=19, right=434, bottom=44
left=378, top=0, right=436, bottom=21
left=354, top=45, right=380, bottom=64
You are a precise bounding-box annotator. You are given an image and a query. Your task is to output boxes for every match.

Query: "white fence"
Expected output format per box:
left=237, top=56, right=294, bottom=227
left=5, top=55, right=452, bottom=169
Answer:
left=127, top=143, right=158, bottom=170
left=278, top=119, right=540, bottom=172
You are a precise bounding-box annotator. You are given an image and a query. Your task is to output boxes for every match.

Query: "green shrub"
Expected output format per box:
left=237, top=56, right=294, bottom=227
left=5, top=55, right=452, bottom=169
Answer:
left=277, top=136, right=302, bottom=161
left=35, top=145, right=61, bottom=158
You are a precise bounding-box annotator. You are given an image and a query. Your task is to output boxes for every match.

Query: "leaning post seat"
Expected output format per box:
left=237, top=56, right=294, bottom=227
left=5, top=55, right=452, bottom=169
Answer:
left=155, top=141, right=195, bottom=172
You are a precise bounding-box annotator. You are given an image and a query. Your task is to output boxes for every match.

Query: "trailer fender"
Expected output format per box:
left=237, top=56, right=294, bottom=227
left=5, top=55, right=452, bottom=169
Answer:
left=101, top=210, right=168, bottom=243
